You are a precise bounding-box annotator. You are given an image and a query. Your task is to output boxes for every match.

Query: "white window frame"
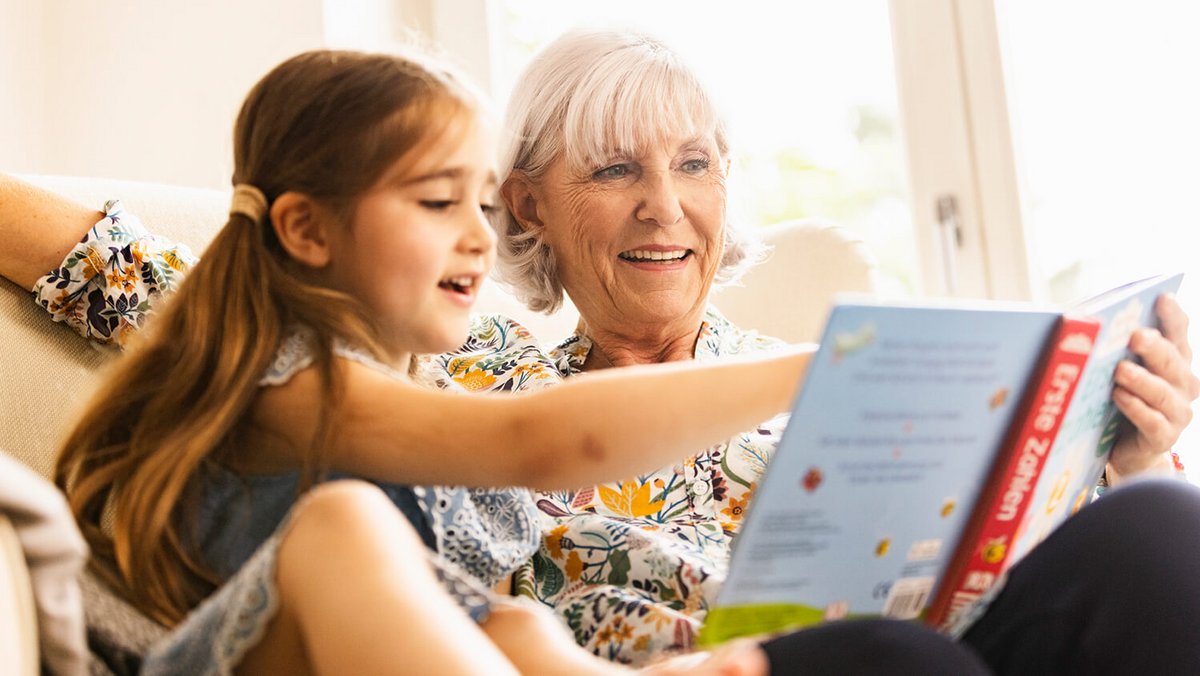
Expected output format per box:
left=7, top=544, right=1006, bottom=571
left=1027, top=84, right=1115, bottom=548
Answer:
left=889, top=0, right=1032, bottom=301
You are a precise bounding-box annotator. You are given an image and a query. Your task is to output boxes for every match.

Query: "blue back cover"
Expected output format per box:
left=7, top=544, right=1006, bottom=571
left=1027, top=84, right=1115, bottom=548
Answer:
left=718, top=301, right=1061, bottom=618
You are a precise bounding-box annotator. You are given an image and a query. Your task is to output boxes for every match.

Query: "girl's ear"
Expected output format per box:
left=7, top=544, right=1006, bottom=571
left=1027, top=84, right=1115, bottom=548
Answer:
left=499, top=173, right=544, bottom=232
left=270, top=192, right=333, bottom=268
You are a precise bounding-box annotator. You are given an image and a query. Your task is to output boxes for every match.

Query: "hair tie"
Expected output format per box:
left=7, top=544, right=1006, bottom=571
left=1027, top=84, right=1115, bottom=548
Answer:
left=230, top=184, right=269, bottom=223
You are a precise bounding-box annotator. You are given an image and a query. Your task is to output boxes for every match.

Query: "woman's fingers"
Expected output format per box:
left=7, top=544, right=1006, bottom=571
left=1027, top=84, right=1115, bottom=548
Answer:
left=1156, top=294, right=1195, bottom=364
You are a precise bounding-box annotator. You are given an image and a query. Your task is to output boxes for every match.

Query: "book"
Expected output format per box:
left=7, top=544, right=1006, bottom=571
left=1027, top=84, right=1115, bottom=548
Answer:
left=698, top=272, right=1183, bottom=646
left=923, top=314, right=1100, bottom=629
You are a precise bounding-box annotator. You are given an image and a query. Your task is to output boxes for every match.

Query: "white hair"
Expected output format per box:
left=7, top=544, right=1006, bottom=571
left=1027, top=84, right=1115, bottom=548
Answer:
left=494, top=29, right=765, bottom=313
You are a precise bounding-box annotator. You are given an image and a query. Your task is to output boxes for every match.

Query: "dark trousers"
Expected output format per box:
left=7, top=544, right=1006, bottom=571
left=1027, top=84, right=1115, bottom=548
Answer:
left=761, top=479, right=1200, bottom=675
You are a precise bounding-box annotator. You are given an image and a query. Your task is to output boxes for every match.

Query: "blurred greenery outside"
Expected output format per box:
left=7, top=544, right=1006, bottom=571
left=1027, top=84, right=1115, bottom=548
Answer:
left=728, top=104, right=918, bottom=298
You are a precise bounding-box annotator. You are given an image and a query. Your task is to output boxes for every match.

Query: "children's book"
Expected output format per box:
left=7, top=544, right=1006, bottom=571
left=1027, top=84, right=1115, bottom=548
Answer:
left=699, top=272, right=1183, bottom=645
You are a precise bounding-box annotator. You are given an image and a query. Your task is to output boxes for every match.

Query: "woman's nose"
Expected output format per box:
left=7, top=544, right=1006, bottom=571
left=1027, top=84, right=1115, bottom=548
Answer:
left=635, top=174, right=684, bottom=227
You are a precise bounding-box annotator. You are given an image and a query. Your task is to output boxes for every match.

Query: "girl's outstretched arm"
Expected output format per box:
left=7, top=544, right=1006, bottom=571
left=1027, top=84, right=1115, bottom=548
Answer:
left=252, top=345, right=813, bottom=491
left=0, top=174, right=99, bottom=290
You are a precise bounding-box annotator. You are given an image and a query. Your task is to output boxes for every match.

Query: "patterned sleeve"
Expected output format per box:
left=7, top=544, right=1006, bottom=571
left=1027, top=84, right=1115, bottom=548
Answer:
left=31, top=200, right=197, bottom=348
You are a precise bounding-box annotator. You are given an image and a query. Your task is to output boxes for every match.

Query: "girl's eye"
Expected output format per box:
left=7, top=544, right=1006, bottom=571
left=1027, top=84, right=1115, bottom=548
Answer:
left=681, top=158, right=710, bottom=174
left=420, top=200, right=455, bottom=211
left=593, top=164, right=630, bottom=180
left=480, top=203, right=500, bottom=215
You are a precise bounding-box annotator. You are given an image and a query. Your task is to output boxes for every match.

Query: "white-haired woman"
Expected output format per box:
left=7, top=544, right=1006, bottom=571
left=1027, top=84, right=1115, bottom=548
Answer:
left=493, top=29, right=1200, bottom=665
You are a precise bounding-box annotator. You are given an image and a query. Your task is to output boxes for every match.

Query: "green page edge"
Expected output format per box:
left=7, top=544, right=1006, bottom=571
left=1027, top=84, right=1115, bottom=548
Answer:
left=698, top=604, right=825, bottom=646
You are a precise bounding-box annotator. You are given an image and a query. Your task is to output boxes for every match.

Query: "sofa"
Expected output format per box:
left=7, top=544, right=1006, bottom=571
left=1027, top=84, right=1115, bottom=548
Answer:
left=0, top=174, right=878, bottom=673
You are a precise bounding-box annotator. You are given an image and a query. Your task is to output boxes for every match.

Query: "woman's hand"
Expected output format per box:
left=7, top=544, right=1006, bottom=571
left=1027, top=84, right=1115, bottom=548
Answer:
left=1108, top=294, right=1200, bottom=482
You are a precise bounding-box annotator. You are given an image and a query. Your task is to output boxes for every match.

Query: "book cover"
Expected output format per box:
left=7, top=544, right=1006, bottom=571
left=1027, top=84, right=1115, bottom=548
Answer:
left=700, top=300, right=1062, bottom=645
left=699, top=273, right=1183, bottom=646
left=924, top=315, right=1100, bottom=629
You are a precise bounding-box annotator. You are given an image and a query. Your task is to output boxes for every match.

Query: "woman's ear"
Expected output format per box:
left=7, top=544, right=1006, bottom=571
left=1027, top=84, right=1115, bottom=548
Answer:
left=499, top=173, right=544, bottom=232
left=270, top=192, right=332, bottom=268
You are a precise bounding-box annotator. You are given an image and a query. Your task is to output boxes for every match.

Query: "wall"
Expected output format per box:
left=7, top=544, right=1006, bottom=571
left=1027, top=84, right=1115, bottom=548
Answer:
left=0, top=0, right=47, bottom=174
left=3, top=0, right=325, bottom=189
left=0, top=0, right=495, bottom=190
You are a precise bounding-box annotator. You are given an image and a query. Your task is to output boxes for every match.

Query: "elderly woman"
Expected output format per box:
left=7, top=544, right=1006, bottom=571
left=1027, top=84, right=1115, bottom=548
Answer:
left=485, top=29, right=1200, bottom=663
left=3, top=32, right=1200, bottom=673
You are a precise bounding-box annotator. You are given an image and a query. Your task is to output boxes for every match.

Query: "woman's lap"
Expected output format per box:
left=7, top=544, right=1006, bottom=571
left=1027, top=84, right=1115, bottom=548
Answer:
left=961, top=478, right=1200, bottom=674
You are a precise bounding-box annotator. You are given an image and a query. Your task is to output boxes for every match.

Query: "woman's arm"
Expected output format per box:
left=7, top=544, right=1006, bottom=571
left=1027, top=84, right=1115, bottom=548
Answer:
left=252, top=346, right=813, bottom=490
left=0, top=175, right=100, bottom=290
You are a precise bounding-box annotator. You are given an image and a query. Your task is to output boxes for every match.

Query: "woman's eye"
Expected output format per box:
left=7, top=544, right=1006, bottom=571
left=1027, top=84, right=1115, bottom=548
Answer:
left=420, top=200, right=455, bottom=211
left=480, top=203, right=500, bottom=215
left=593, top=164, right=630, bottom=180
left=681, top=158, right=710, bottom=174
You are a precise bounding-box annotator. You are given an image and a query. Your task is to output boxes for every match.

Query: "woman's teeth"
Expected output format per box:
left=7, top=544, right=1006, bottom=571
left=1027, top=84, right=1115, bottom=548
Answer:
left=619, top=249, right=690, bottom=262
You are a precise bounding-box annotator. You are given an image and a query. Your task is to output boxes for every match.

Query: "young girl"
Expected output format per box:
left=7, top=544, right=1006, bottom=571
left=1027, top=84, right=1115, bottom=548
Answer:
left=36, top=49, right=826, bottom=674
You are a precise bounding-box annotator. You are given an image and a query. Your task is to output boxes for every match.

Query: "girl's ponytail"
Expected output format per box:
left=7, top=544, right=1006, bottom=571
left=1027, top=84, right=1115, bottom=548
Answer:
left=55, top=49, right=480, bottom=624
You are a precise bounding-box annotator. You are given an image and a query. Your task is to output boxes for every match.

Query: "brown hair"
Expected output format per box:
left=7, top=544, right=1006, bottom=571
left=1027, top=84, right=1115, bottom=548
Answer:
left=55, top=50, right=479, bottom=625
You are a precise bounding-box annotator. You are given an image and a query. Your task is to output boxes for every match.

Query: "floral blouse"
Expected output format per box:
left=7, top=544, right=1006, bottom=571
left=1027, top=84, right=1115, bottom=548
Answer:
left=511, top=311, right=790, bottom=664
left=33, top=200, right=196, bottom=346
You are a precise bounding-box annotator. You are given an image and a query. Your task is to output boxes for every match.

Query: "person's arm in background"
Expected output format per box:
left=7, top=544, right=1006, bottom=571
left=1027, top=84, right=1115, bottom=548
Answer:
left=0, top=174, right=100, bottom=290
left=1108, top=293, right=1200, bottom=484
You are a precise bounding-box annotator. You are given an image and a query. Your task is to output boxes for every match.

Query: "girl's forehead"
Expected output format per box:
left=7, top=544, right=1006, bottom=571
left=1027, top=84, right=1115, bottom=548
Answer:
left=388, top=118, right=497, bottom=182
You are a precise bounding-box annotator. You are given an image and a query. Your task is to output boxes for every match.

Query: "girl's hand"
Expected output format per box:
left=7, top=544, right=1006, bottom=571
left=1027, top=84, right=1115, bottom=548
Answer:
left=1108, top=294, right=1200, bottom=482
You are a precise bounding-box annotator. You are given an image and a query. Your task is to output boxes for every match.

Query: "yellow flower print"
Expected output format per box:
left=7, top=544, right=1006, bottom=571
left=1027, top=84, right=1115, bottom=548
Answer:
left=648, top=608, right=675, bottom=632
left=106, top=267, right=137, bottom=294
left=445, top=355, right=484, bottom=377
left=453, top=369, right=497, bottom=392
left=83, top=248, right=106, bottom=278
left=565, top=550, right=584, bottom=581
left=634, top=635, right=651, bottom=652
left=47, top=290, right=71, bottom=313
left=613, top=618, right=634, bottom=642
left=545, top=525, right=568, bottom=560
left=721, top=494, right=749, bottom=523
left=162, top=247, right=189, bottom=272
left=598, top=480, right=665, bottom=518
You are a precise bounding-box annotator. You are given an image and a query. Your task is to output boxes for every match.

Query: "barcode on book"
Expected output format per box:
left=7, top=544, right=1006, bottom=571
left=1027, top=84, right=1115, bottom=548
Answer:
left=882, top=576, right=935, bottom=620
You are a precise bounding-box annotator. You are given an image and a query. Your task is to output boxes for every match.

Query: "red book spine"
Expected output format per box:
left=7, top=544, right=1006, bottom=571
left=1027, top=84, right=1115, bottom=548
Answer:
left=925, top=315, right=1100, bottom=630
